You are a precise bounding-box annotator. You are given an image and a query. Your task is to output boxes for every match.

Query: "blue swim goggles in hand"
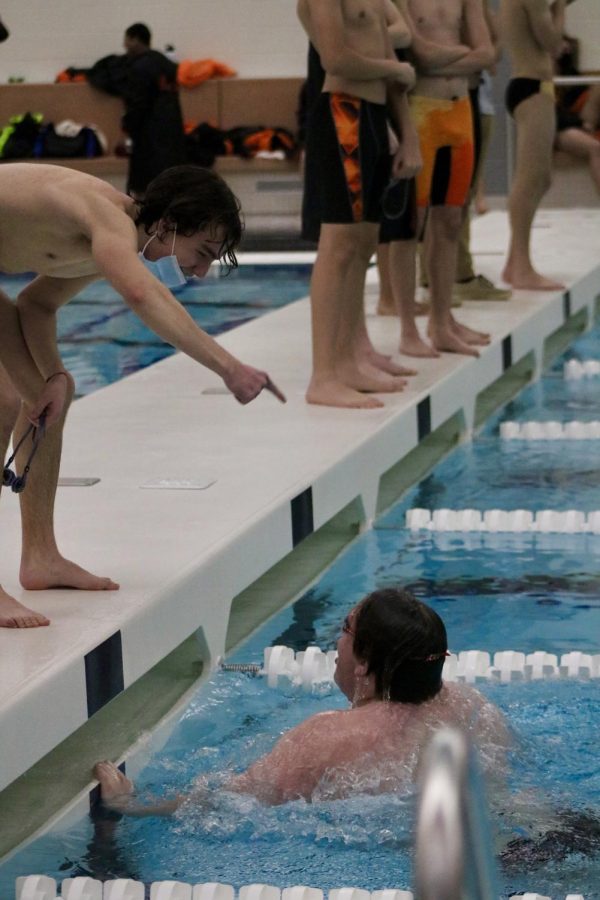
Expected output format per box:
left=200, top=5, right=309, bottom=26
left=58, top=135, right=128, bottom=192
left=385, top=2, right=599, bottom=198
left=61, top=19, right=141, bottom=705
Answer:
left=3, top=415, right=46, bottom=493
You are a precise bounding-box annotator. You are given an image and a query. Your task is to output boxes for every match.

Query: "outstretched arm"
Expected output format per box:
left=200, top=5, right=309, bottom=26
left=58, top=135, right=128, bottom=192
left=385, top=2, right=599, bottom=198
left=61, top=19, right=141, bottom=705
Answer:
left=95, top=714, right=335, bottom=818
left=20, top=195, right=285, bottom=406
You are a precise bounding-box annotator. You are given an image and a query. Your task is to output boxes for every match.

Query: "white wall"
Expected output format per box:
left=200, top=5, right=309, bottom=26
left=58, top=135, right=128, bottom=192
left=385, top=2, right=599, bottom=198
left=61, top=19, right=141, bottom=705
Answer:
left=565, top=0, right=600, bottom=71
left=0, top=0, right=308, bottom=83
left=0, top=0, right=597, bottom=84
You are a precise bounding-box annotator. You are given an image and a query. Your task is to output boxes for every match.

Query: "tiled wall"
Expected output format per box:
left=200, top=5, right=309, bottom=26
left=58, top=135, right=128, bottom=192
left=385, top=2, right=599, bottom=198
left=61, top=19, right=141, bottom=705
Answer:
left=0, top=0, right=308, bottom=83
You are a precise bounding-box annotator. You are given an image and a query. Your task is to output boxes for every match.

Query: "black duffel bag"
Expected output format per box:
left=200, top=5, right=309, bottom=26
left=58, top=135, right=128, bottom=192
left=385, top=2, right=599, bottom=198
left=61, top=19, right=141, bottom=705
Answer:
left=37, top=123, right=103, bottom=158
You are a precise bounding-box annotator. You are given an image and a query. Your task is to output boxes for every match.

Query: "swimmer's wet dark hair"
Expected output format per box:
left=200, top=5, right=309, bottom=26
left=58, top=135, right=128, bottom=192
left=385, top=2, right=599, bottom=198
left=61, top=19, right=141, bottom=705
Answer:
left=136, top=165, right=243, bottom=271
left=352, top=588, right=447, bottom=704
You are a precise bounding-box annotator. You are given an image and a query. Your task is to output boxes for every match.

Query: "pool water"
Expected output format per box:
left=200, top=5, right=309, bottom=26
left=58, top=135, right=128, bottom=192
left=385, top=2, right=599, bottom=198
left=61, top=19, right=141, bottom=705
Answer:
left=0, top=264, right=312, bottom=396
left=1, top=293, right=600, bottom=899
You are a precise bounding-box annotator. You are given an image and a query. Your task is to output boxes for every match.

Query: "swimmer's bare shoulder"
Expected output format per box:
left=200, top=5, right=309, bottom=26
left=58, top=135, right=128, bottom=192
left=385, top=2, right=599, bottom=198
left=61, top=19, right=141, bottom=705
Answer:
left=443, top=681, right=511, bottom=749
left=0, top=163, right=131, bottom=244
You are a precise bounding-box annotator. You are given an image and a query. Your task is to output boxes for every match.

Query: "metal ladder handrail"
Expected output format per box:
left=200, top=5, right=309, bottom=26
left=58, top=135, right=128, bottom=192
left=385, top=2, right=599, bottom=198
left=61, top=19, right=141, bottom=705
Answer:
left=414, top=728, right=499, bottom=900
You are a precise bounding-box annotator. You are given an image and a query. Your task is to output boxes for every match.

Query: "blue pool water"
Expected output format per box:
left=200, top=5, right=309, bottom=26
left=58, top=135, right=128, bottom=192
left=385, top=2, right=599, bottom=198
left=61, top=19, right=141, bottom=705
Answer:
left=0, top=264, right=312, bottom=396
left=1, top=288, right=600, bottom=898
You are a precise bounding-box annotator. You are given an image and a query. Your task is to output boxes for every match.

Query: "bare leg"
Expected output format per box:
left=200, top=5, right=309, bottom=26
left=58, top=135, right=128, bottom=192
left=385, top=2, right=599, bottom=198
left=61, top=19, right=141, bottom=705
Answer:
left=16, top=392, right=119, bottom=591
left=474, top=176, right=489, bottom=215
left=0, top=293, right=119, bottom=597
left=389, top=222, right=439, bottom=358
left=358, top=247, right=416, bottom=373
left=376, top=244, right=396, bottom=316
left=0, top=362, right=50, bottom=627
left=306, top=223, right=407, bottom=408
left=426, top=206, right=482, bottom=356
left=355, top=318, right=417, bottom=375
left=580, top=85, right=600, bottom=134
left=555, top=128, right=600, bottom=195
left=503, top=93, right=565, bottom=290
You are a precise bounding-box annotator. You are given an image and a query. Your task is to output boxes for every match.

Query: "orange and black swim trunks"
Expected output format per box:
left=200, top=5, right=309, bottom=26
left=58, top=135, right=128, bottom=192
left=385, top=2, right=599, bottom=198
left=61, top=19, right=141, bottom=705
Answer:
left=303, top=91, right=390, bottom=230
left=410, top=94, right=474, bottom=208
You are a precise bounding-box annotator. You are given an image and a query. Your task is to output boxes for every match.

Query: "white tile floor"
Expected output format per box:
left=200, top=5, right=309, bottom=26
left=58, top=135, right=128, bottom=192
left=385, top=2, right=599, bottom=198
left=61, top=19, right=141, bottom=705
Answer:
left=1, top=209, right=599, bottom=792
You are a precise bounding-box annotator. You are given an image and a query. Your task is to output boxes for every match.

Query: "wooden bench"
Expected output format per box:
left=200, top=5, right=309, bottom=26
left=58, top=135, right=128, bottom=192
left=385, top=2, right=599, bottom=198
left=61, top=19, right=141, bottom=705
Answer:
left=0, top=78, right=304, bottom=186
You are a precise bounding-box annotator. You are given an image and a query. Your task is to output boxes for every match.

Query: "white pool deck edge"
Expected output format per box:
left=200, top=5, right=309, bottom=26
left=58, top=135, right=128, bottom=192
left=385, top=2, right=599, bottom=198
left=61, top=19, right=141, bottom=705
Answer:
left=1, top=209, right=599, bottom=793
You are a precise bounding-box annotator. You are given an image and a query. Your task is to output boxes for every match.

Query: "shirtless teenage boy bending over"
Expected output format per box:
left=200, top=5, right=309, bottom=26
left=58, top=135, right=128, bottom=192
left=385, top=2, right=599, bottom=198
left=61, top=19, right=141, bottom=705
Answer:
left=0, top=163, right=284, bottom=629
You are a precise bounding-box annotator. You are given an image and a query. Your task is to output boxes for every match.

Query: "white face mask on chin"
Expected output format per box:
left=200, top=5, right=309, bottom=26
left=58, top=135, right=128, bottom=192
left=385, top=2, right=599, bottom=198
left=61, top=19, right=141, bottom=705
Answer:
left=139, top=229, right=189, bottom=290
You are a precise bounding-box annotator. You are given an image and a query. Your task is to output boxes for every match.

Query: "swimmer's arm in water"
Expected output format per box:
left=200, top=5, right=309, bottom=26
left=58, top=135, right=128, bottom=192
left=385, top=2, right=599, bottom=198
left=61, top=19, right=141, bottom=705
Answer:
left=421, top=0, right=494, bottom=76
left=93, top=761, right=184, bottom=817
left=66, top=193, right=284, bottom=405
left=227, top=712, right=339, bottom=805
left=299, top=0, right=415, bottom=86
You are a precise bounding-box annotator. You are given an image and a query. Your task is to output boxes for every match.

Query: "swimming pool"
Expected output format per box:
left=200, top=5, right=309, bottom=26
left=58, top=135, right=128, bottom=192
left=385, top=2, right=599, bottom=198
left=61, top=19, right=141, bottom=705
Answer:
left=0, top=263, right=312, bottom=397
left=2, top=305, right=599, bottom=897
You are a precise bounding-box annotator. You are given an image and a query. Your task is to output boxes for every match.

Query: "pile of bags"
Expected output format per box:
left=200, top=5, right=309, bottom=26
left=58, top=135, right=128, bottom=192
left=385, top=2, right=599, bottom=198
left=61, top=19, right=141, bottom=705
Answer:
left=0, top=113, right=106, bottom=160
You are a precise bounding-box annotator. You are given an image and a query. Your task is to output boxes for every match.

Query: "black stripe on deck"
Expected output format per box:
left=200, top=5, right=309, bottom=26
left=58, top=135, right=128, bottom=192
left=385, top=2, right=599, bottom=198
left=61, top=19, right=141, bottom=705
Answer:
left=417, top=397, right=431, bottom=441
left=502, top=336, right=513, bottom=371
left=291, top=488, right=314, bottom=546
left=85, top=631, right=124, bottom=718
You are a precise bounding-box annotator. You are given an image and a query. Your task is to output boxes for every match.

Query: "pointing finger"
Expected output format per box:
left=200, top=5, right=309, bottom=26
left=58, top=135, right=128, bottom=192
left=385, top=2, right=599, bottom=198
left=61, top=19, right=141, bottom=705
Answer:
left=264, top=376, right=287, bottom=403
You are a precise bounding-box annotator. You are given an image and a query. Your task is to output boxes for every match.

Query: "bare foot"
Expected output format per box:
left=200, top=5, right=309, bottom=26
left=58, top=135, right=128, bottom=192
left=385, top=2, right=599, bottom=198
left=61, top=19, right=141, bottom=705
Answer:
left=429, top=326, right=480, bottom=357
left=474, top=197, right=489, bottom=216
left=376, top=300, right=396, bottom=316
left=364, top=347, right=417, bottom=376
left=340, top=362, right=408, bottom=393
left=94, top=761, right=134, bottom=808
left=450, top=316, right=491, bottom=346
left=414, top=301, right=432, bottom=316
left=306, top=378, right=384, bottom=409
left=0, top=585, right=50, bottom=628
left=20, top=556, right=120, bottom=592
left=502, top=265, right=565, bottom=291
left=399, top=333, right=441, bottom=358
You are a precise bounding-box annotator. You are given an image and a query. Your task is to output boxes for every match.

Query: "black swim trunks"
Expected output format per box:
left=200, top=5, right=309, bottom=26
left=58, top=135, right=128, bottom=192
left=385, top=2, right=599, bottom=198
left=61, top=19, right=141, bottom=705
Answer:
left=505, top=77, right=556, bottom=117
left=303, top=91, right=390, bottom=233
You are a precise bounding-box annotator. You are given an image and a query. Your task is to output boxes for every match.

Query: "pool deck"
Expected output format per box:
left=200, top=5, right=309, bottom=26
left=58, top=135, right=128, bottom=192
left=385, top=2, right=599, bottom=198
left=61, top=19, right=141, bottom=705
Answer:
left=1, top=208, right=600, bottom=794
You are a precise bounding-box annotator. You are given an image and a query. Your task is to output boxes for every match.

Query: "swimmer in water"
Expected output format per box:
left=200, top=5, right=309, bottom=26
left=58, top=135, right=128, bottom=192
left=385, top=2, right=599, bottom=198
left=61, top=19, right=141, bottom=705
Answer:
left=94, top=587, right=508, bottom=813
left=0, top=163, right=285, bottom=630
